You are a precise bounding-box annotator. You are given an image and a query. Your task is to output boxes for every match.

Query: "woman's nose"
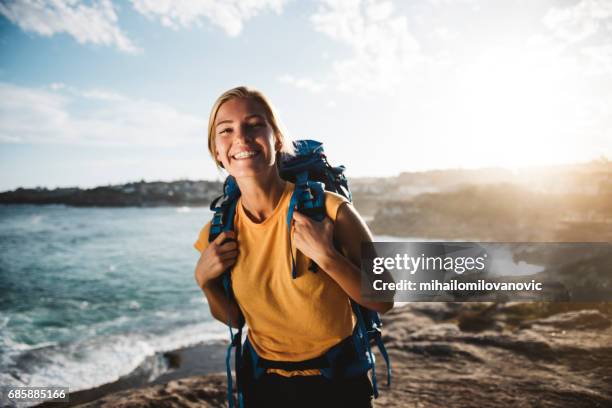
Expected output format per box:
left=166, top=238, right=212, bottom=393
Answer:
left=236, top=125, right=254, bottom=143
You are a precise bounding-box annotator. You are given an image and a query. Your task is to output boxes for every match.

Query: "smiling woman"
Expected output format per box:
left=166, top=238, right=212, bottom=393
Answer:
left=193, top=86, right=392, bottom=408
left=212, top=100, right=281, bottom=180
left=207, top=88, right=294, bottom=175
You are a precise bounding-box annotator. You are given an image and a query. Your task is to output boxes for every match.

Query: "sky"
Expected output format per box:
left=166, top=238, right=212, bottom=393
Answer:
left=0, top=0, right=611, bottom=191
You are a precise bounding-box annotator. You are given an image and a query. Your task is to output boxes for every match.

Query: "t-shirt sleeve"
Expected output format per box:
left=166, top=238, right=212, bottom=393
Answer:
left=324, top=191, right=350, bottom=222
left=193, top=220, right=212, bottom=253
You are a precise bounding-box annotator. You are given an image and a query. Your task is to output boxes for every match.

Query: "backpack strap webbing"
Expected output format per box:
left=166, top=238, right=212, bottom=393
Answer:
left=369, top=310, right=391, bottom=387
left=209, top=177, right=245, bottom=408
left=351, top=301, right=379, bottom=397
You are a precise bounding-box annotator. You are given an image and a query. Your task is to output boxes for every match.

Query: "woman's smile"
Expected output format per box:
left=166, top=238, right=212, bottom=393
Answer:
left=231, top=149, right=261, bottom=160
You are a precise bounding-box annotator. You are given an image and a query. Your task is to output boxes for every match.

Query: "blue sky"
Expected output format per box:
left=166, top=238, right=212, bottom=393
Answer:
left=1, top=0, right=611, bottom=191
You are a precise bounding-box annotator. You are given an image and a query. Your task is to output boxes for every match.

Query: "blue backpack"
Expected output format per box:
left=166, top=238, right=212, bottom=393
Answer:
left=208, top=140, right=391, bottom=408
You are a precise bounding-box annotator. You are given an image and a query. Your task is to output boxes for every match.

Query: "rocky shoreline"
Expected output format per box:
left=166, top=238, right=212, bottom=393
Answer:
left=44, top=302, right=612, bottom=408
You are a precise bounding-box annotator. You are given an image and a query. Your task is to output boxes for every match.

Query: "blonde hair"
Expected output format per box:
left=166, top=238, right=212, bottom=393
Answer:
left=207, top=86, right=294, bottom=169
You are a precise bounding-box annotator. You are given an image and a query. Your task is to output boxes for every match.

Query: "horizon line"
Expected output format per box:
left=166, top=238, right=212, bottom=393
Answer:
left=2, top=157, right=610, bottom=193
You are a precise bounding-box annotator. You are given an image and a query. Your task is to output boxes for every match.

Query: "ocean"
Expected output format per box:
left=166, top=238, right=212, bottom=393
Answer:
left=0, top=204, right=226, bottom=394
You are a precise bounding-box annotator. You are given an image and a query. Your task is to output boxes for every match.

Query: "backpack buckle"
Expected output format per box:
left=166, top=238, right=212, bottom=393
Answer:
left=212, top=211, right=223, bottom=225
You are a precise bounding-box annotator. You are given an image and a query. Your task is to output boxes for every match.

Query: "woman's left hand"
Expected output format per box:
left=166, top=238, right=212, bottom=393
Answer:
left=292, top=210, right=337, bottom=266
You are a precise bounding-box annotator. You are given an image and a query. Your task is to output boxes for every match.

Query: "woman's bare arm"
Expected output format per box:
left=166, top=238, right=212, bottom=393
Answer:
left=200, top=277, right=243, bottom=329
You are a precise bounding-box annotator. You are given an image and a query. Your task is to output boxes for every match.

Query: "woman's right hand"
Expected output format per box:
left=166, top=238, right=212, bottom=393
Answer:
left=194, top=231, right=239, bottom=290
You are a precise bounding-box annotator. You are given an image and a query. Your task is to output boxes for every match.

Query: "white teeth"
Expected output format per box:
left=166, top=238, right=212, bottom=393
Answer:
left=233, top=151, right=258, bottom=159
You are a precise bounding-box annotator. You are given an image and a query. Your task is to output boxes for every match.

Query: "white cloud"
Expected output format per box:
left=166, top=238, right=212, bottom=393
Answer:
left=130, top=0, right=289, bottom=37
left=0, top=0, right=140, bottom=53
left=539, top=0, right=612, bottom=75
left=0, top=0, right=290, bottom=53
left=432, top=26, right=455, bottom=42
left=81, top=88, right=126, bottom=101
left=582, top=44, right=612, bottom=75
left=49, top=82, right=66, bottom=91
left=427, top=0, right=477, bottom=6
left=543, top=0, right=612, bottom=44
left=310, top=0, right=424, bottom=94
left=279, top=74, right=326, bottom=93
left=0, top=82, right=206, bottom=147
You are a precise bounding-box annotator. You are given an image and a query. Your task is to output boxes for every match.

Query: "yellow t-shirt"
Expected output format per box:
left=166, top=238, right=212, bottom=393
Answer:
left=194, top=181, right=356, bottom=376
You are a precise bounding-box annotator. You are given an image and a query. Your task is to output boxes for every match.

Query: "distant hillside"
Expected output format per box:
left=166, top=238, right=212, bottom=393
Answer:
left=350, top=158, right=612, bottom=199
left=0, top=180, right=223, bottom=207
left=346, top=159, right=612, bottom=241
left=368, top=182, right=612, bottom=241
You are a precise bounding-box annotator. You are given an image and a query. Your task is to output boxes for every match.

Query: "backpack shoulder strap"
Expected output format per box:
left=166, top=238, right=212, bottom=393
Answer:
left=208, top=176, right=245, bottom=408
left=209, top=176, right=241, bottom=242
left=286, top=171, right=326, bottom=278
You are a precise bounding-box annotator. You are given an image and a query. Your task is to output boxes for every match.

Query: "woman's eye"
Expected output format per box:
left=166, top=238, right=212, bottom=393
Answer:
left=219, top=128, right=232, bottom=135
left=248, top=122, right=264, bottom=128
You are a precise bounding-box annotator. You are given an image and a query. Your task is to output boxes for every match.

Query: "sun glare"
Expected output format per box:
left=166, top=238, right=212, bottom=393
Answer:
left=452, top=47, right=577, bottom=168
left=387, top=44, right=586, bottom=172
left=418, top=49, right=577, bottom=167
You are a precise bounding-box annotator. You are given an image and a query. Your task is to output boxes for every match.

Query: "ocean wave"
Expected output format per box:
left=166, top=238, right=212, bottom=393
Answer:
left=126, top=300, right=141, bottom=310
left=2, top=338, right=58, bottom=353
left=29, top=215, right=43, bottom=225
left=0, top=320, right=227, bottom=397
left=189, top=296, right=207, bottom=304
left=0, top=313, right=10, bottom=329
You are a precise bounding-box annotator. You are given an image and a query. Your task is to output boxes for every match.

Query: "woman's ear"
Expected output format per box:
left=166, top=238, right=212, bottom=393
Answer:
left=215, top=149, right=225, bottom=169
left=275, top=138, right=282, bottom=153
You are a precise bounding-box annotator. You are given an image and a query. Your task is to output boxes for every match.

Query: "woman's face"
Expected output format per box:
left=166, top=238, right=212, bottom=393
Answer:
left=214, top=98, right=279, bottom=178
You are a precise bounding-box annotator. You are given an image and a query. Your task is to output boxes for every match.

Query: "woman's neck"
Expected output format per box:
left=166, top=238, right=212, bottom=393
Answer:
left=236, top=170, right=287, bottom=223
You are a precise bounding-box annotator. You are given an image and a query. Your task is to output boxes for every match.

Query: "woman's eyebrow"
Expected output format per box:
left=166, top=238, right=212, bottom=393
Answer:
left=215, top=114, right=264, bottom=128
left=245, top=114, right=265, bottom=121
left=215, top=119, right=233, bottom=128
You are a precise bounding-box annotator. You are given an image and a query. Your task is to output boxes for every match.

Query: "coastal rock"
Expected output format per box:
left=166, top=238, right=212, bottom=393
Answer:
left=521, top=309, right=612, bottom=331
left=75, top=303, right=612, bottom=407
left=374, top=303, right=612, bottom=408
left=77, top=374, right=228, bottom=408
